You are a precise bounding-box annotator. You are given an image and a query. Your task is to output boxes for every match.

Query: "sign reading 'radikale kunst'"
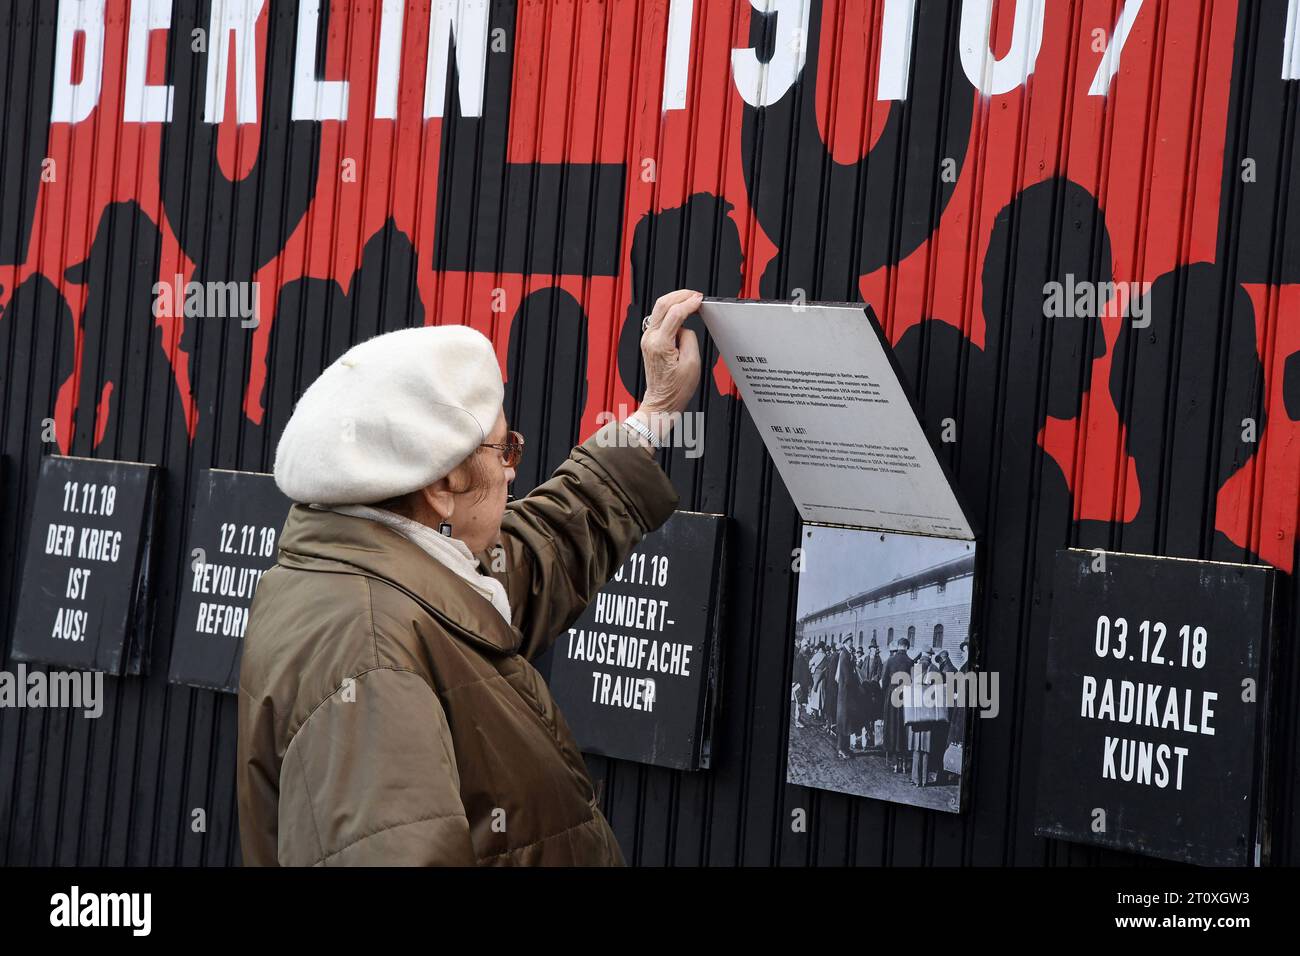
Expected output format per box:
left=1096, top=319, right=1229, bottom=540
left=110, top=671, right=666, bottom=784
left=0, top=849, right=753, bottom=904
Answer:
left=1034, top=549, right=1278, bottom=866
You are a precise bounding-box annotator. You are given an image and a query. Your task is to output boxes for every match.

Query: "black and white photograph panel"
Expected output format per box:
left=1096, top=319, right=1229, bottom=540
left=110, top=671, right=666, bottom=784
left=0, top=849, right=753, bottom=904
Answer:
left=786, top=525, right=977, bottom=814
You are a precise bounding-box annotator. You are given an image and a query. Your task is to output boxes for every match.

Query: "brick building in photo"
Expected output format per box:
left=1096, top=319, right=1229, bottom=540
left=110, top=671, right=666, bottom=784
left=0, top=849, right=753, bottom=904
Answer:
left=795, top=552, right=975, bottom=666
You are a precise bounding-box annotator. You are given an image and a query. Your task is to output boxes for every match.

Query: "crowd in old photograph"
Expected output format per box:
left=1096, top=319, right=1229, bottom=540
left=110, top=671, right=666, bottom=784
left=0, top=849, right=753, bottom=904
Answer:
left=790, top=636, right=970, bottom=788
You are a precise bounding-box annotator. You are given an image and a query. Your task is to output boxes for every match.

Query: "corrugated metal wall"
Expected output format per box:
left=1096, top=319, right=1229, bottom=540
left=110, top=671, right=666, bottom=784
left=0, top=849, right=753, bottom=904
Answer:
left=2, top=0, right=1298, bottom=865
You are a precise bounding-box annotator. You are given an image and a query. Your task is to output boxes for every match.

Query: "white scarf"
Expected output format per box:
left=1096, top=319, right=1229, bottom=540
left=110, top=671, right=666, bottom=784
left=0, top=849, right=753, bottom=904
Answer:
left=320, top=504, right=514, bottom=625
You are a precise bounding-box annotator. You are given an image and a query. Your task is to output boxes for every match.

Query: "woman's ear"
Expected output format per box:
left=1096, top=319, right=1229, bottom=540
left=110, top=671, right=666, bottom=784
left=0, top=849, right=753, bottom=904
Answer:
left=419, top=482, right=456, bottom=524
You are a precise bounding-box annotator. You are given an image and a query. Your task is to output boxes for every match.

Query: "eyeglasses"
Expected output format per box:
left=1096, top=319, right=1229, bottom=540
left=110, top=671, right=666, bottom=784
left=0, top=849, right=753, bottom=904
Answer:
left=480, top=430, right=525, bottom=468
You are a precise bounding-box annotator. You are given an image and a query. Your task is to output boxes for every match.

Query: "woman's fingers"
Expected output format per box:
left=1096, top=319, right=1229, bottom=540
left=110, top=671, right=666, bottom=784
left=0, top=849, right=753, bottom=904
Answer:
left=656, top=291, right=703, bottom=343
left=647, top=289, right=701, bottom=333
left=645, top=291, right=703, bottom=355
left=639, top=290, right=704, bottom=417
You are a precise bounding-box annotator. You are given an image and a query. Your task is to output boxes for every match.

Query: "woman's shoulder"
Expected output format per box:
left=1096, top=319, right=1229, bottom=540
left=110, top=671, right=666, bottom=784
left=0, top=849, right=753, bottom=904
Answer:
left=246, top=565, right=445, bottom=688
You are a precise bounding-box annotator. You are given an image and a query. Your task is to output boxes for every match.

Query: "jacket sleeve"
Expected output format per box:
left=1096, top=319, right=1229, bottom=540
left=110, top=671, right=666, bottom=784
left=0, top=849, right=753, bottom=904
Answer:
left=484, top=419, right=679, bottom=661
left=275, top=667, right=477, bottom=866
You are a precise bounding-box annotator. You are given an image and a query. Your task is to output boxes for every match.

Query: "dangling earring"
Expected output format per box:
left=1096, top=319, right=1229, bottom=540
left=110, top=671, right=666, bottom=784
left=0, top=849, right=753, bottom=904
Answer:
left=438, top=521, right=453, bottom=537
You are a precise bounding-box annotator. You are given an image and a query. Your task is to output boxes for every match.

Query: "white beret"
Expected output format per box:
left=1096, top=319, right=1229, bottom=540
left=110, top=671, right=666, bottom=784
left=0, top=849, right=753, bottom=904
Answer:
left=274, top=325, right=505, bottom=505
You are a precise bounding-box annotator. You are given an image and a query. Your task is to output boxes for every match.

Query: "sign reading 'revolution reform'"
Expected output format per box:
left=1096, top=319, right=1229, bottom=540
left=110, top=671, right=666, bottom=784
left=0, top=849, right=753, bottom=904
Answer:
left=168, top=470, right=291, bottom=694
left=12, top=456, right=159, bottom=675
left=1034, top=549, right=1278, bottom=866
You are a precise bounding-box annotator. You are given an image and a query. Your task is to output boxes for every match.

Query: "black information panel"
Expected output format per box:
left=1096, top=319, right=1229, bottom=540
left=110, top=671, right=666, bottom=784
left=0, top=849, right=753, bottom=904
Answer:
left=546, top=511, right=727, bottom=770
left=12, top=456, right=159, bottom=675
left=168, top=470, right=291, bottom=694
left=1034, top=549, right=1278, bottom=866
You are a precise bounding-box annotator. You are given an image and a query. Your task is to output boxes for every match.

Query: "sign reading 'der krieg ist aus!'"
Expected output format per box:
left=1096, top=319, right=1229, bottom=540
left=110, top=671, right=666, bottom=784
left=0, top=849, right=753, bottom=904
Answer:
left=12, top=455, right=159, bottom=675
left=1034, top=548, right=1277, bottom=866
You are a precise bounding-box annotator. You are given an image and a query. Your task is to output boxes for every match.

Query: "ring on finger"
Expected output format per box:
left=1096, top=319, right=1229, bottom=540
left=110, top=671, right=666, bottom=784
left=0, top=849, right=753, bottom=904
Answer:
left=641, top=314, right=654, bottom=332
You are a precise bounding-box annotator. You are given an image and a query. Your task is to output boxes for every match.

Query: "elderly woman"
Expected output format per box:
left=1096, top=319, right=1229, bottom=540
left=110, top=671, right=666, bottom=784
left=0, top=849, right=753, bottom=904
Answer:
left=236, top=290, right=704, bottom=866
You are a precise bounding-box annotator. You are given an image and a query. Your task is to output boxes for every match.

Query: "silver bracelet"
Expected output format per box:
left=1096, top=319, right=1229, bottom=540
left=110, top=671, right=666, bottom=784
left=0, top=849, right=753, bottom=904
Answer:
left=621, top=417, right=661, bottom=449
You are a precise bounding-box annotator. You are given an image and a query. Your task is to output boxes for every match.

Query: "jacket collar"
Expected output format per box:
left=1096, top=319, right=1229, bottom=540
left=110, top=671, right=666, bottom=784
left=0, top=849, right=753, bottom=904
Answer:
left=274, top=504, right=522, bottom=655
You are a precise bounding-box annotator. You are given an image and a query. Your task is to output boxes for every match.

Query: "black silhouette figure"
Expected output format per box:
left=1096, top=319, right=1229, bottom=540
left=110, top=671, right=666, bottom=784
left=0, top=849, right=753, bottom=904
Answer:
left=262, top=220, right=425, bottom=455
left=893, top=177, right=1112, bottom=532
left=62, top=201, right=190, bottom=458
left=505, top=287, right=588, bottom=492
left=615, top=193, right=745, bottom=493
left=1075, top=262, right=1267, bottom=564
left=616, top=193, right=745, bottom=403
left=0, top=274, right=76, bottom=450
